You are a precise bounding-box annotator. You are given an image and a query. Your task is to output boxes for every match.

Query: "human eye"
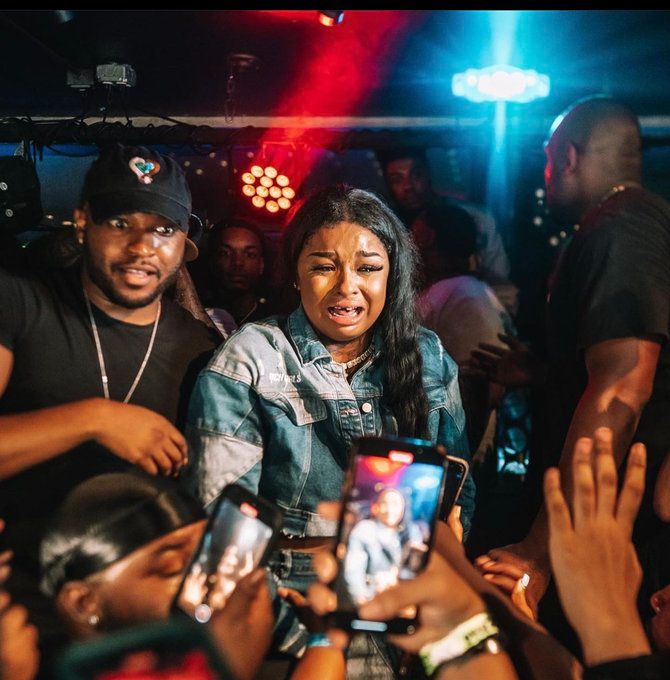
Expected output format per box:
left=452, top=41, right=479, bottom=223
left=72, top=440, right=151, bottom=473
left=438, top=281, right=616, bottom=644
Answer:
left=359, top=263, right=384, bottom=273
left=311, top=262, right=335, bottom=272
left=108, top=218, right=129, bottom=230
left=152, top=550, right=189, bottom=577
left=154, top=224, right=177, bottom=236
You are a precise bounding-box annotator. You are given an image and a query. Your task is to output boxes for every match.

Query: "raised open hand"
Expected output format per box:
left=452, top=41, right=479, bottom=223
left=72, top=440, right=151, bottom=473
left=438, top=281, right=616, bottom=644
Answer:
left=545, top=427, right=650, bottom=666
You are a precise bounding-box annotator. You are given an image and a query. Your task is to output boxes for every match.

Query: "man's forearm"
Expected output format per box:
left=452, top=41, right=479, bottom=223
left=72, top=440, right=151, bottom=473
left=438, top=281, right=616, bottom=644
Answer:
left=0, top=398, right=105, bottom=479
left=557, top=384, right=643, bottom=501
left=524, top=384, right=644, bottom=559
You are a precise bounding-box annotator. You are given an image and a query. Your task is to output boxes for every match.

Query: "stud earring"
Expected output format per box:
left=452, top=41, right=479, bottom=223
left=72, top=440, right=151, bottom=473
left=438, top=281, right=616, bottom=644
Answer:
left=88, top=614, right=99, bottom=627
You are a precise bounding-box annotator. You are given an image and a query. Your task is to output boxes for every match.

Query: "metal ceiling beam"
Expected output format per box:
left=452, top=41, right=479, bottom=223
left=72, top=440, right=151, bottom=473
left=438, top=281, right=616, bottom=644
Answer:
left=2, top=115, right=670, bottom=148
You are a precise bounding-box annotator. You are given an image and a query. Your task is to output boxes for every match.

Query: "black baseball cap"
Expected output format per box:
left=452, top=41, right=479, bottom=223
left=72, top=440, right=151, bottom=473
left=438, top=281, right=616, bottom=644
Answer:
left=80, top=144, right=198, bottom=261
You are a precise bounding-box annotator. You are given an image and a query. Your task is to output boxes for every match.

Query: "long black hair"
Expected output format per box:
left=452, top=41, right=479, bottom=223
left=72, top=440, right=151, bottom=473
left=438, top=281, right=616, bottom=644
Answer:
left=282, top=184, right=429, bottom=438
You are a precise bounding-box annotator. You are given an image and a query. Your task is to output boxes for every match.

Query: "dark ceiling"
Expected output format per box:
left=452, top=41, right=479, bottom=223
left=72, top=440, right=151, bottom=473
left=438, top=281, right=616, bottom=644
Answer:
left=2, top=9, right=670, bottom=140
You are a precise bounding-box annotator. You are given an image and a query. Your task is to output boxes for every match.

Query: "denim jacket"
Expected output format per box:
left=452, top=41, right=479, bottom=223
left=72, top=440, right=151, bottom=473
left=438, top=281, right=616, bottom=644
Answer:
left=183, top=306, right=475, bottom=537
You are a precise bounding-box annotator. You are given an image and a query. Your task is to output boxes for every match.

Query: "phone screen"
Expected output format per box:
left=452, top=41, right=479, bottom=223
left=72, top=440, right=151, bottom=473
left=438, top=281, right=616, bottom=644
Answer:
left=332, top=442, right=445, bottom=633
left=175, top=491, right=276, bottom=624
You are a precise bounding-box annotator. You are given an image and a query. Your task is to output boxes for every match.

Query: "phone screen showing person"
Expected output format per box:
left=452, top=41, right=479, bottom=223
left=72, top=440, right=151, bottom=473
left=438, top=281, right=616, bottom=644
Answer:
left=439, top=455, right=469, bottom=522
left=173, top=484, right=283, bottom=624
left=328, top=436, right=446, bottom=634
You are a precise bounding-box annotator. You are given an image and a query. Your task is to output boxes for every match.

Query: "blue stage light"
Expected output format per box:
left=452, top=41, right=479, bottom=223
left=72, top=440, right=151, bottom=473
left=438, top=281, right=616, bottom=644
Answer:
left=452, top=64, right=550, bottom=103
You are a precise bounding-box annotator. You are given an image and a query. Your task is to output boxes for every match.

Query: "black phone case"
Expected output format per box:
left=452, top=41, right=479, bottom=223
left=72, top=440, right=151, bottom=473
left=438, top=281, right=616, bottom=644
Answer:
left=171, top=483, right=284, bottom=620
left=328, top=434, right=447, bottom=634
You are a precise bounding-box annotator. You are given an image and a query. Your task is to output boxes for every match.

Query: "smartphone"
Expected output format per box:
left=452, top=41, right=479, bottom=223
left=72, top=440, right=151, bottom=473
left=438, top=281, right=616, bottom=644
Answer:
left=173, top=483, right=283, bottom=624
left=328, top=435, right=447, bottom=634
left=439, top=455, right=469, bottom=522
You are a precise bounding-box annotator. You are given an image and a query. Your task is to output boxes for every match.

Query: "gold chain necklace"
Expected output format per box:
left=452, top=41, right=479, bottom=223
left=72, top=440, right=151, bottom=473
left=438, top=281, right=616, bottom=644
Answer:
left=84, top=293, right=161, bottom=403
left=597, top=184, right=630, bottom=209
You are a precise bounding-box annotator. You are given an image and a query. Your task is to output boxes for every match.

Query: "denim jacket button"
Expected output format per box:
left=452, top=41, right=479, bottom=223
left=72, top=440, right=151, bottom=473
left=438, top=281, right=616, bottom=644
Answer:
left=361, top=402, right=373, bottom=413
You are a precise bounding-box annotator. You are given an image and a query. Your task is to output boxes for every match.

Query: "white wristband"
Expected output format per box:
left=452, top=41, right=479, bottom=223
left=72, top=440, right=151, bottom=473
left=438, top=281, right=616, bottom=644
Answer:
left=419, top=611, right=500, bottom=676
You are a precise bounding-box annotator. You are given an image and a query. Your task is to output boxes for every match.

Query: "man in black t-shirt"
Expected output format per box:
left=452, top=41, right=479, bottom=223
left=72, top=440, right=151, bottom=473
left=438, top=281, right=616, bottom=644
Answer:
left=476, top=97, right=670, bottom=616
left=0, top=144, right=218, bottom=654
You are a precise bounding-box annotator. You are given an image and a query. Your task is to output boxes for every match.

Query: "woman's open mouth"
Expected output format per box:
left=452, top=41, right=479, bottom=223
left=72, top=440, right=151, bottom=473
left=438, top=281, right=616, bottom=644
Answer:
left=327, top=305, right=364, bottom=324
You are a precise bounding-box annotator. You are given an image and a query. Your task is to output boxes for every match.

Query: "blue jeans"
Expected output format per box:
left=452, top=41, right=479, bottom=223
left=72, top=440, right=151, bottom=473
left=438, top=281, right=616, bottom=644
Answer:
left=266, top=549, right=398, bottom=678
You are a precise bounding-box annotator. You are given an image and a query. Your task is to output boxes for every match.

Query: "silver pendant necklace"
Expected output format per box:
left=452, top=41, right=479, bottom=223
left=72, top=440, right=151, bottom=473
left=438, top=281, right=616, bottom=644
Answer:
left=336, top=344, right=375, bottom=370
left=84, top=292, right=161, bottom=403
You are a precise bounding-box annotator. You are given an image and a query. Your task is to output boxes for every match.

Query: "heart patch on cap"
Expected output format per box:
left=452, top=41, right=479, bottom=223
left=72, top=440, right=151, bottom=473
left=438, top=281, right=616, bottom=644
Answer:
left=129, top=157, right=160, bottom=184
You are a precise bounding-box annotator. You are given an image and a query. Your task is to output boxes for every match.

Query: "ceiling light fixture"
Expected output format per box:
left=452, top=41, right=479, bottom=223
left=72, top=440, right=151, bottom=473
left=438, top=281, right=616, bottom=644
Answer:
left=452, top=65, right=550, bottom=103
left=318, top=10, right=344, bottom=27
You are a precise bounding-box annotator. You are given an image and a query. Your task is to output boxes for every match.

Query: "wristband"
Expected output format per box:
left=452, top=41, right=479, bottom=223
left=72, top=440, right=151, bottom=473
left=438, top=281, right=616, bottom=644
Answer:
left=419, top=611, right=501, bottom=676
left=305, top=632, right=333, bottom=649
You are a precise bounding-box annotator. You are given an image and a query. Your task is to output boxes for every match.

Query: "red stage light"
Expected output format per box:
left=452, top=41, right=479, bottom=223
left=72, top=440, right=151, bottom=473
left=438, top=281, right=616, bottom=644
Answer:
left=240, top=160, right=295, bottom=214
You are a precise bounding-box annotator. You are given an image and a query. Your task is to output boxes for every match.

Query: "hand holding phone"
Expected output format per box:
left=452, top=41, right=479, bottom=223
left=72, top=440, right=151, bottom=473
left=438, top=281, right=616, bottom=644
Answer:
left=173, top=484, right=283, bottom=624
left=328, top=435, right=447, bottom=634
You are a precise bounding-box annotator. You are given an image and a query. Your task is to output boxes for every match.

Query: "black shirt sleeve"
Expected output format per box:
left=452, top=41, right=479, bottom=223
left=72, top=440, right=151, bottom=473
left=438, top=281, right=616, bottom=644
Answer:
left=572, top=194, right=670, bottom=351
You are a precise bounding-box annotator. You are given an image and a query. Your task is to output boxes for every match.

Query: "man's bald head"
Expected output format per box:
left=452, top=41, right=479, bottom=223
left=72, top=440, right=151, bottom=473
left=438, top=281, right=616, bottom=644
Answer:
left=544, top=96, right=642, bottom=222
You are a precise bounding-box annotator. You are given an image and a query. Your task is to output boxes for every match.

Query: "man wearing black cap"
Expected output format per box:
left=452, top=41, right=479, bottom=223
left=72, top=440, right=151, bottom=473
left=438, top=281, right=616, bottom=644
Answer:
left=0, top=144, right=218, bottom=633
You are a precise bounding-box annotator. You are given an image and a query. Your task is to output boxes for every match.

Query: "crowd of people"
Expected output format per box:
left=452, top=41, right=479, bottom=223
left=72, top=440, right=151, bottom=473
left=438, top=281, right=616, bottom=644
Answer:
left=1, top=93, right=670, bottom=680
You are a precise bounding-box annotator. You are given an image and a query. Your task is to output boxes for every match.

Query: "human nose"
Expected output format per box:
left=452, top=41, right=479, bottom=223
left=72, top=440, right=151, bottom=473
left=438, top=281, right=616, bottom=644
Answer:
left=126, top=232, right=157, bottom=257
left=336, top=267, right=360, bottom=296
left=230, top=251, right=245, bottom=269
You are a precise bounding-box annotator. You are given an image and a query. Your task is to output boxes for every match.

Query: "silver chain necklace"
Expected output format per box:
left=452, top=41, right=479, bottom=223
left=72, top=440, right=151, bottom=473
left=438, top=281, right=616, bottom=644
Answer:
left=84, top=292, right=161, bottom=403
left=336, top=344, right=375, bottom=370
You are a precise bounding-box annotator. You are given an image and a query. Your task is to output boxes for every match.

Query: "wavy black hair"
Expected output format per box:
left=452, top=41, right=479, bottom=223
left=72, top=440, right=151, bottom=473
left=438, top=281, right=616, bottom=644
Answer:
left=282, top=184, right=429, bottom=438
left=40, top=472, right=204, bottom=598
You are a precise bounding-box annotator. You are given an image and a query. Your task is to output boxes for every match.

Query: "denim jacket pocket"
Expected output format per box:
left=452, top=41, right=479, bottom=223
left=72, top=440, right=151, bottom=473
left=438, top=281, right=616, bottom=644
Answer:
left=268, top=392, right=328, bottom=426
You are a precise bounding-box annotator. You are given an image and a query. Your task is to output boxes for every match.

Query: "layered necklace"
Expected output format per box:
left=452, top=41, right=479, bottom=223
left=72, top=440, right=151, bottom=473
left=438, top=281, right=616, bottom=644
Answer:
left=84, top=292, right=161, bottom=403
left=336, top=344, right=375, bottom=371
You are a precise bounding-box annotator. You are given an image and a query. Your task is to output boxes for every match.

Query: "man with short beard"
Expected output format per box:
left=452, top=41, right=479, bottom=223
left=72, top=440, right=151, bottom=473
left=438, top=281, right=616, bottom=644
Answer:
left=0, top=143, right=218, bottom=651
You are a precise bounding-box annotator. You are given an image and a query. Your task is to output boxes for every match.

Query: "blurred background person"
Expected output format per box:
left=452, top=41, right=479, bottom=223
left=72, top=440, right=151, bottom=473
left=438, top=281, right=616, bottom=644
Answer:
left=197, top=218, right=285, bottom=337
left=378, top=147, right=518, bottom=315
